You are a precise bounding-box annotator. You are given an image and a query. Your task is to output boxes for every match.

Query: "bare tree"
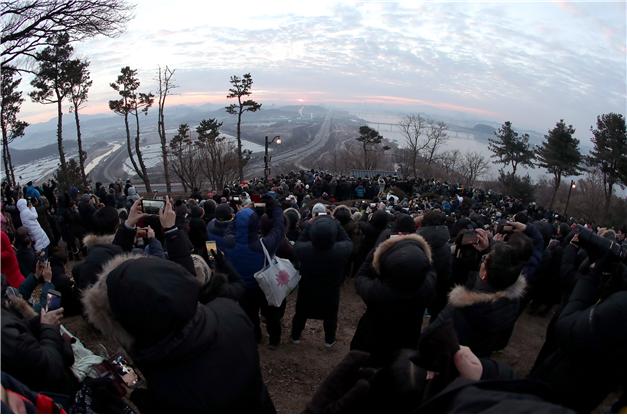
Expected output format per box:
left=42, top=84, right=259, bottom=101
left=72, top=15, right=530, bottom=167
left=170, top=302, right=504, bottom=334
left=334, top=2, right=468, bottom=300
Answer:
left=398, top=113, right=428, bottom=177
left=425, top=120, right=448, bottom=166
left=170, top=123, right=203, bottom=192
left=460, top=151, right=490, bottom=187
left=196, top=118, right=239, bottom=191
left=437, top=150, right=462, bottom=179
left=156, top=65, right=176, bottom=193
left=1, top=0, right=134, bottom=68
left=1, top=67, right=28, bottom=186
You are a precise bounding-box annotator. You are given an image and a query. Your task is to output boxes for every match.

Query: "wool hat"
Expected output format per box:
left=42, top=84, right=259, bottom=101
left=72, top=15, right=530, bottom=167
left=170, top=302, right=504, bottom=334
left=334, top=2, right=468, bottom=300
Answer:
left=373, top=235, right=433, bottom=291
left=312, top=203, right=327, bottom=216
left=92, top=206, right=120, bottom=235
left=309, top=216, right=338, bottom=251
left=215, top=203, right=233, bottom=221
left=394, top=214, right=417, bottom=234
left=105, top=257, right=200, bottom=346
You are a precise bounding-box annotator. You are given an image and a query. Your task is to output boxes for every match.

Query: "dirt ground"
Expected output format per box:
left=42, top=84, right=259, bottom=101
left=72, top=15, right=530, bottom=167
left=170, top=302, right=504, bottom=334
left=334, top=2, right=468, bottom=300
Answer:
left=63, top=276, right=561, bottom=414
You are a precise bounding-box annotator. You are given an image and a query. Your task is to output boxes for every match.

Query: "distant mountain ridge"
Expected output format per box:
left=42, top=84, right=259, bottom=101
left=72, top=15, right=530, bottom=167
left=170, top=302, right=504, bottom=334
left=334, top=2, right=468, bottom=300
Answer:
left=11, top=104, right=330, bottom=151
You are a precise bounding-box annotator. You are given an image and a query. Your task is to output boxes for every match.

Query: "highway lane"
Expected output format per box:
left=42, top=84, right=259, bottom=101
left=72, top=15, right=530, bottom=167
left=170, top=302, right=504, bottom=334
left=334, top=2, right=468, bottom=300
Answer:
left=245, top=111, right=333, bottom=175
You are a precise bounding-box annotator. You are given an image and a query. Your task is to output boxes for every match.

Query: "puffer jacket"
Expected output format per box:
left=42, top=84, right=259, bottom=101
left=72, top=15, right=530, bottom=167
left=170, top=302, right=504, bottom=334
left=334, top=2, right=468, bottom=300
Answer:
left=1, top=308, right=76, bottom=395
left=223, top=206, right=285, bottom=289
left=82, top=254, right=274, bottom=413
left=294, top=217, right=353, bottom=320
left=429, top=274, right=526, bottom=357
left=351, top=234, right=436, bottom=363
left=16, top=199, right=50, bottom=252
left=206, top=218, right=233, bottom=251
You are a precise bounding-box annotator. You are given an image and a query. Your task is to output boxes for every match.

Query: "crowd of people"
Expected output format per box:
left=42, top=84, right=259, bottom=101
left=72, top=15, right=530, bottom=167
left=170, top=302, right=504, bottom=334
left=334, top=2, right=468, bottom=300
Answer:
left=1, top=170, right=625, bottom=413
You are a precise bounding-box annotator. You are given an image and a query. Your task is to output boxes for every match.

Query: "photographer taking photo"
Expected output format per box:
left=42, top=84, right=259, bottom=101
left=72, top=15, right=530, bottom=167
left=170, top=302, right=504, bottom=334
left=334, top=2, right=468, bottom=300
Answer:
left=529, top=227, right=627, bottom=412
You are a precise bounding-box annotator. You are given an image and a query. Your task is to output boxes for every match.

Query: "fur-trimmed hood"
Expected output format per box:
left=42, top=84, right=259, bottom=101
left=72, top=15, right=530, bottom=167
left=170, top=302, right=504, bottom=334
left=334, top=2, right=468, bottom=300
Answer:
left=82, top=233, right=115, bottom=248
left=82, top=253, right=144, bottom=351
left=448, top=275, right=527, bottom=308
left=373, top=234, right=432, bottom=275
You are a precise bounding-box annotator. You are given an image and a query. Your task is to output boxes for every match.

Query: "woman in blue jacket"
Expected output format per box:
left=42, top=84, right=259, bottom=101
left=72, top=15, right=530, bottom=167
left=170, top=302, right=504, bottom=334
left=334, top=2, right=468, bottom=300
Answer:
left=223, top=196, right=286, bottom=347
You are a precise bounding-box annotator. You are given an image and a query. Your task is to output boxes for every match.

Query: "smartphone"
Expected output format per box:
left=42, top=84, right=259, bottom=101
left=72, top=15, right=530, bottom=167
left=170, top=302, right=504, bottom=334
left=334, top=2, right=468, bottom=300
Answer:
left=205, top=240, right=217, bottom=254
left=46, top=290, right=62, bottom=311
left=141, top=199, right=165, bottom=215
left=110, top=353, right=139, bottom=387
left=254, top=202, right=266, bottom=208
left=461, top=230, right=478, bottom=246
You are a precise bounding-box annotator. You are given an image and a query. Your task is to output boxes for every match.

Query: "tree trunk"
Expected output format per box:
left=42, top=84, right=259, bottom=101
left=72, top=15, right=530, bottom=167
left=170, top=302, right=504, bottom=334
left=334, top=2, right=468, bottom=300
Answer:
left=56, top=97, right=66, bottom=171
left=2, top=139, right=12, bottom=187
left=362, top=142, right=368, bottom=170
left=124, top=113, right=141, bottom=182
left=73, top=108, right=87, bottom=187
left=603, top=181, right=613, bottom=222
left=134, top=111, right=151, bottom=193
left=236, top=109, right=243, bottom=182
left=158, top=112, right=171, bottom=193
left=548, top=173, right=561, bottom=210
left=1, top=122, right=14, bottom=187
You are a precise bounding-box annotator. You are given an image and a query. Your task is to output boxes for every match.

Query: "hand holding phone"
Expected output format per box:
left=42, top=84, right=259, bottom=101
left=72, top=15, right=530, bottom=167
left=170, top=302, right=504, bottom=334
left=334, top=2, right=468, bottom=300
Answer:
left=46, top=290, right=62, bottom=311
left=205, top=241, right=217, bottom=259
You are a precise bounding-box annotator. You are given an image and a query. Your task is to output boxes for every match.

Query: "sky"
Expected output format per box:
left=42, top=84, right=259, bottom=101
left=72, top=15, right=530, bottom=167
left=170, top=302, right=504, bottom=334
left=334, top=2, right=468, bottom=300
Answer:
left=18, top=0, right=627, bottom=142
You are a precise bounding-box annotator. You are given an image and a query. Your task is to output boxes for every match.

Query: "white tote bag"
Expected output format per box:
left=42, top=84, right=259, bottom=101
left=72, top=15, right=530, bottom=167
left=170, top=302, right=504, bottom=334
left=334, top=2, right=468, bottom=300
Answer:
left=254, top=238, right=301, bottom=307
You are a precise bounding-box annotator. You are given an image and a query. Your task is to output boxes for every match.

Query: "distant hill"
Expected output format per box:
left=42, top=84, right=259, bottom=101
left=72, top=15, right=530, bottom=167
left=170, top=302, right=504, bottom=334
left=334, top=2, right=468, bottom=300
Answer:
left=473, top=124, right=496, bottom=135
left=11, top=104, right=330, bottom=151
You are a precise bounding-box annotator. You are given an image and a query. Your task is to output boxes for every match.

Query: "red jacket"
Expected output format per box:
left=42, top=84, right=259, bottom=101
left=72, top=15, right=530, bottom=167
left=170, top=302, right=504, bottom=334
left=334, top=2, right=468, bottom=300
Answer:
left=1, top=231, right=24, bottom=287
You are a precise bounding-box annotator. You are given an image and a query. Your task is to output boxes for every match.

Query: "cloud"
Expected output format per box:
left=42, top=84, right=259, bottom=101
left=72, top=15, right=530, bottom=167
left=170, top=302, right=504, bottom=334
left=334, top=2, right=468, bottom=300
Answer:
left=19, top=0, right=625, bottom=139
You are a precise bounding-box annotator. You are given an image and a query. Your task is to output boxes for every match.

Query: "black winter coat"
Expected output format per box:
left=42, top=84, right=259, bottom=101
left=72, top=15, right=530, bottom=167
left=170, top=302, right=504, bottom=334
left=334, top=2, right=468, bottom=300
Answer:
left=1, top=308, right=76, bottom=395
left=294, top=217, right=353, bottom=320
left=429, top=274, right=526, bottom=358
left=82, top=255, right=275, bottom=414
left=529, top=269, right=627, bottom=412
left=131, top=298, right=274, bottom=413
left=188, top=216, right=207, bottom=254
left=417, top=226, right=452, bottom=319
left=350, top=236, right=435, bottom=363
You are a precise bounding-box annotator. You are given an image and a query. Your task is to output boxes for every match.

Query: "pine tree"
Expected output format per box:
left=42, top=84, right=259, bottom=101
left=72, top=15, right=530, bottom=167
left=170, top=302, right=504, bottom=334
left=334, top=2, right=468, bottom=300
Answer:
left=588, top=113, right=627, bottom=219
left=536, top=119, right=582, bottom=209
left=1, top=67, right=28, bottom=187
left=225, top=73, right=261, bottom=181
left=488, top=121, right=535, bottom=176
left=29, top=33, right=74, bottom=171
left=66, top=58, right=92, bottom=187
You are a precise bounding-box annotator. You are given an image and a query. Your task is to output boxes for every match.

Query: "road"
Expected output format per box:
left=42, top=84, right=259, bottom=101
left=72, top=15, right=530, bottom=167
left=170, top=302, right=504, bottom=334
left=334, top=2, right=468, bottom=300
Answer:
left=245, top=111, right=333, bottom=176
left=90, top=111, right=334, bottom=188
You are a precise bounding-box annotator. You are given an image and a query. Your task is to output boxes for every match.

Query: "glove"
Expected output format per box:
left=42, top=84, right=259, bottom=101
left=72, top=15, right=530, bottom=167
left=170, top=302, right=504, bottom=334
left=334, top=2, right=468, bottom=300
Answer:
left=305, top=350, right=375, bottom=414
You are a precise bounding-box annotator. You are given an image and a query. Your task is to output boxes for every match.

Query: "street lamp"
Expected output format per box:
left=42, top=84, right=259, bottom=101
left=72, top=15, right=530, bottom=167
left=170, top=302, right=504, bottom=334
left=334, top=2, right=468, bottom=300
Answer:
left=264, top=135, right=281, bottom=180
left=563, top=180, right=576, bottom=218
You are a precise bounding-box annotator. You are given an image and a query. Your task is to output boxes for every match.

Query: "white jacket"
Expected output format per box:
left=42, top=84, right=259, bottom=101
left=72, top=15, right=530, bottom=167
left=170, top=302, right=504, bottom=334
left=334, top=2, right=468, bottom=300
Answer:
left=16, top=198, right=50, bottom=252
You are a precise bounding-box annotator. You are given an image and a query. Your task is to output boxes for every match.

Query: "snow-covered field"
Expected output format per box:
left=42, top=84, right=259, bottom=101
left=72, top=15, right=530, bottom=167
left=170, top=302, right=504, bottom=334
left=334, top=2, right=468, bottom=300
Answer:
left=12, top=153, right=78, bottom=184
left=84, top=143, right=122, bottom=174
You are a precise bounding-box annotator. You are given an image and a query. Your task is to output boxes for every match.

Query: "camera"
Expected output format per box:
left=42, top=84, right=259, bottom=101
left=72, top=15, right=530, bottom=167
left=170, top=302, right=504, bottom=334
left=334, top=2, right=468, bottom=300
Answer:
left=496, top=221, right=514, bottom=235
left=574, top=225, right=626, bottom=261
left=461, top=230, right=478, bottom=246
